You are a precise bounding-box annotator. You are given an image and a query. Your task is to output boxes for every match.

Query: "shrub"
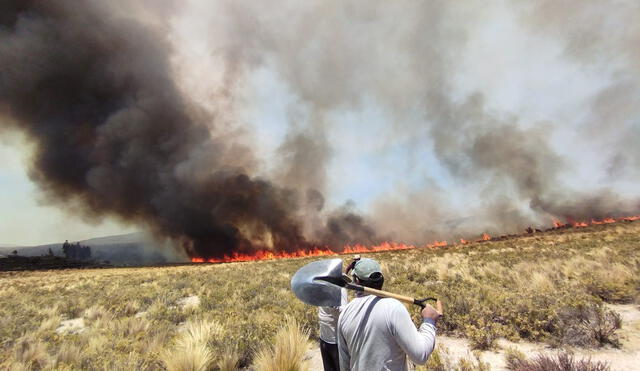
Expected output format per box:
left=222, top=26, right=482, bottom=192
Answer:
left=506, top=352, right=609, bottom=371
left=415, top=345, right=454, bottom=371
left=456, top=351, right=491, bottom=371
left=464, top=321, right=501, bottom=350
left=583, top=276, right=635, bottom=303
left=504, top=347, right=527, bottom=370
left=556, top=303, right=621, bottom=348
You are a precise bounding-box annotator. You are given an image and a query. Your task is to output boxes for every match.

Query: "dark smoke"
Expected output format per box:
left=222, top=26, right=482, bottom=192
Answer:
left=319, top=202, right=381, bottom=249
left=2, top=1, right=639, bottom=257
left=0, top=1, right=332, bottom=258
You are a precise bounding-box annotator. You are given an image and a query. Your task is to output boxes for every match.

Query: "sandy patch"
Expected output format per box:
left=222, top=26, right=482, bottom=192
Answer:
left=177, top=295, right=200, bottom=310
left=606, top=303, right=640, bottom=323
left=134, top=311, right=147, bottom=318
left=305, top=345, right=324, bottom=371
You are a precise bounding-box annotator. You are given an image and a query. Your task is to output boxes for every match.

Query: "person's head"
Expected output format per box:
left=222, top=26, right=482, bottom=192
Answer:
left=352, top=258, right=384, bottom=290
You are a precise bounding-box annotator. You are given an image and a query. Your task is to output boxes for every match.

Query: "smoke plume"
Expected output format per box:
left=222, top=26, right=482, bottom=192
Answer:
left=0, top=1, right=319, bottom=258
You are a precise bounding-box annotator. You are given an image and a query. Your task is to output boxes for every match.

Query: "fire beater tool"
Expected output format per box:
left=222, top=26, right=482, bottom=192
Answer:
left=291, top=258, right=442, bottom=312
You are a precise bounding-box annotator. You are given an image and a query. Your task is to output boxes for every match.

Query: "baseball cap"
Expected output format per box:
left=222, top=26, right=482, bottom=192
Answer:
left=353, top=258, right=382, bottom=280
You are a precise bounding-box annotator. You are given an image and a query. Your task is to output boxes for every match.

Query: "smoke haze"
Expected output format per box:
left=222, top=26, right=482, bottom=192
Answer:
left=1, top=0, right=638, bottom=257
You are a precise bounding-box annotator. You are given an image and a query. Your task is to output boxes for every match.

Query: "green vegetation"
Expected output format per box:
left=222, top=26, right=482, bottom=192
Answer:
left=1, top=222, right=639, bottom=369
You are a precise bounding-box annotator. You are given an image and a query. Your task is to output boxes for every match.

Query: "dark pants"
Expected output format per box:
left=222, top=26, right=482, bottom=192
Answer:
left=320, top=338, right=340, bottom=371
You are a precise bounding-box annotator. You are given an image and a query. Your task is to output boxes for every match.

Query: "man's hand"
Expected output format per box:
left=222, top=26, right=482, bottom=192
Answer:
left=345, top=255, right=361, bottom=274
left=421, top=300, right=442, bottom=322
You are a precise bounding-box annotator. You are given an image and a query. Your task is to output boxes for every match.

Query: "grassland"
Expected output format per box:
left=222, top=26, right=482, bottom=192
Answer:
left=1, top=222, right=639, bottom=370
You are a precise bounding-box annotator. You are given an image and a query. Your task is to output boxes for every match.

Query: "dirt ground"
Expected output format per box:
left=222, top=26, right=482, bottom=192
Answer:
left=305, top=304, right=640, bottom=371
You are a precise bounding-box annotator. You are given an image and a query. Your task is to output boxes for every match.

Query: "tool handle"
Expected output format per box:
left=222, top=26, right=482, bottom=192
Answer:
left=362, top=287, right=438, bottom=309
left=345, top=283, right=439, bottom=310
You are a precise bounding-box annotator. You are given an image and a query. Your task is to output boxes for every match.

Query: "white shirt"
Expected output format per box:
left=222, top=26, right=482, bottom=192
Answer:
left=337, top=295, right=436, bottom=371
left=319, top=288, right=348, bottom=343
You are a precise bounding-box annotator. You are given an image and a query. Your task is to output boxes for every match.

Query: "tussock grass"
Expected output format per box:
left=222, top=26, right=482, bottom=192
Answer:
left=252, top=316, right=312, bottom=371
left=216, top=344, right=241, bottom=371
left=12, top=336, right=49, bottom=369
left=162, top=319, right=223, bottom=371
left=54, top=343, right=83, bottom=368
left=164, top=342, right=212, bottom=371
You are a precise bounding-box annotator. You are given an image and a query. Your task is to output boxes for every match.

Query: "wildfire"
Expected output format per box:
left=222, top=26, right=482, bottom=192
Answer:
left=591, top=217, right=616, bottom=225
left=551, top=215, right=640, bottom=229
left=191, top=247, right=337, bottom=263
left=430, top=240, right=449, bottom=247
left=190, top=240, right=448, bottom=264
left=190, top=214, right=640, bottom=264
left=478, top=233, right=491, bottom=242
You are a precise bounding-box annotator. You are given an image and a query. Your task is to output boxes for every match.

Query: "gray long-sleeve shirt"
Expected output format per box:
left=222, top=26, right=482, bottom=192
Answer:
left=319, top=288, right=349, bottom=344
left=337, top=295, right=436, bottom=371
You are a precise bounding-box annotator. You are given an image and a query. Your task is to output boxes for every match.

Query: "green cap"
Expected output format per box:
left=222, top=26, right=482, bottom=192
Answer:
left=353, top=258, right=382, bottom=280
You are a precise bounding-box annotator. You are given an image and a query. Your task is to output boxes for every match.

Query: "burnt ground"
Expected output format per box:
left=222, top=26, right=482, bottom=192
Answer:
left=0, top=255, right=110, bottom=271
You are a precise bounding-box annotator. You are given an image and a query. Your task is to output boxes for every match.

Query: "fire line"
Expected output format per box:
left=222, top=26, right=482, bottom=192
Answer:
left=190, top=215, right=640, bottom=264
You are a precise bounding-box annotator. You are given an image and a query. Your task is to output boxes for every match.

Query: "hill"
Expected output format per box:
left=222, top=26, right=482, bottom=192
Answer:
left=0, top=233, right=172, bottom=265
left=0, top=221, right=638, bottom=370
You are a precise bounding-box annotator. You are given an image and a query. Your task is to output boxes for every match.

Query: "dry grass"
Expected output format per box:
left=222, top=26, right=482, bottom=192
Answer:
left=162, top=319, right=223, bottom=371
left=505, top=352, right=610, bottom=371
left=416, top=346, right=490, bottom=371
left=12, top=336, right=49, bottom=369
left=0, top=222, right=639, bottom=369
left=252, top=316, right=312, bottom=371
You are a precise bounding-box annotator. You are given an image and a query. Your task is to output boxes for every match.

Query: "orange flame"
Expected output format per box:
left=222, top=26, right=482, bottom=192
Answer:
left=191, top=247, right=337, bottom=263
left=556, top=216, right=639, bottom=228
left=429, top=240, right=448, bottom=248
left=190, top=241, right=441, bottom=263
left=190, top=215, right=640, bottom=264
left=591, top=217, right=616, bottom=224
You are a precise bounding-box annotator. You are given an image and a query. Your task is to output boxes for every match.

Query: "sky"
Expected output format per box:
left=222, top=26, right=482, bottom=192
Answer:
left=1, top=0, right=638, bottom=248
left=0, top=133, right=137, bottom=246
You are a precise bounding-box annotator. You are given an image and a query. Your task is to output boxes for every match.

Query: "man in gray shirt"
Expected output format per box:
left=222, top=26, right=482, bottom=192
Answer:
left=337, top=258, right=440, bottom=371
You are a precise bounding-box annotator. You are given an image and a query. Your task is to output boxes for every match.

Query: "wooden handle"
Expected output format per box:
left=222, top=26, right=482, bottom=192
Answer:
left=362, top=286, right=416, bottom=305
left=436, top=299, right=443, bottom=315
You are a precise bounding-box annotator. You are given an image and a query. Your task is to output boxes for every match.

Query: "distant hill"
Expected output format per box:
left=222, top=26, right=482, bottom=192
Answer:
left=0, top=233, right=175, bottom=265
left=0, top=254, right=111, bottom=271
